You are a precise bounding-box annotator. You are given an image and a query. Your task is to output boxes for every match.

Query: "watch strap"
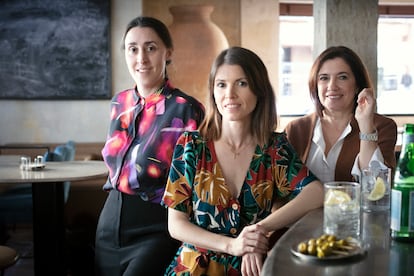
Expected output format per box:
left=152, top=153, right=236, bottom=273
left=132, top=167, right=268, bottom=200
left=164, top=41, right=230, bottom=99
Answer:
left=359, top=130, right=378, bottom=141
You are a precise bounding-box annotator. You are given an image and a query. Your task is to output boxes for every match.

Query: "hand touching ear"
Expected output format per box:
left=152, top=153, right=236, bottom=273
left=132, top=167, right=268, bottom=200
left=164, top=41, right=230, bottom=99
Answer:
left=355, top=88, right=376, bottom=132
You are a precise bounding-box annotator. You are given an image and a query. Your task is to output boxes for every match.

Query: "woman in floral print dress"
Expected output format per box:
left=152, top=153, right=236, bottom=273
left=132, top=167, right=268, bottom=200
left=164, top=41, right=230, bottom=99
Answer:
left=162, top=47, right=323, bottom=276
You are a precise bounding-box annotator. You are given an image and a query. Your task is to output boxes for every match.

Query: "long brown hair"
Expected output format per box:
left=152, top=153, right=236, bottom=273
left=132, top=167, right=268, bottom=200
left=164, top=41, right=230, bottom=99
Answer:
left=198, top=47, right=278, bottom=146
left=308, top=46, right=373, bottom=117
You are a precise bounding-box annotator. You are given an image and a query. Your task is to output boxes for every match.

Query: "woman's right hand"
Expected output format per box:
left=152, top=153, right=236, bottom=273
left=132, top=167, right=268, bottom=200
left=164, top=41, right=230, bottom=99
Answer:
left=229, top=224, right=269, bottom=256
left=355, top=87, right=376, bottom=132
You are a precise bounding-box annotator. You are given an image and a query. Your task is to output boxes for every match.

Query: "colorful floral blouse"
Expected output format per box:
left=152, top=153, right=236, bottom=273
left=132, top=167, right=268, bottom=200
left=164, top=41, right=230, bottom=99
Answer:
left=101, top=81, right=204, bottom=203
left=162, top=131, right=317, bottom=275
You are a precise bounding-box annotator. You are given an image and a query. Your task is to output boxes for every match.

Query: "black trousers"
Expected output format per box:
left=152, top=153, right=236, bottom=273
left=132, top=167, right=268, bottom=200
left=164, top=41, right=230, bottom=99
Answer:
left=95, top=190, right=180, bottom=276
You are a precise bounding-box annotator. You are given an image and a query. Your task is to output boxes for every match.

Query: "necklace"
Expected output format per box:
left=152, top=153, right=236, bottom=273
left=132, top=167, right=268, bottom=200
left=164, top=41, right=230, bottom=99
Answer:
left=137, top=82, right=165, bottom=98
left=223, top=138, right=254, bottom=159
left=153, top=84, right=164, bottom=96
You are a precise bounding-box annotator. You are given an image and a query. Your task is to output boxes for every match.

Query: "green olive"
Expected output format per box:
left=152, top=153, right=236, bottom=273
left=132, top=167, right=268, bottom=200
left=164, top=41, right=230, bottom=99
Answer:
left=328, top=241, right=336, bottom=249
left=316, top=246, right=325, bottom=258
left=322, top=243, right=331, bottom=252
left=327, top=235, right=336, bottom=242
left=298, top=242, right=307, bottom=254
left=316, top=244, right=332, bottom=258
left=307, top=244, right=317, bottom=255
left=307, top=238, right=316, bottom=246
left=320, top=234, right=330, bottom=240
left=336, top=239, right=348, bottom=247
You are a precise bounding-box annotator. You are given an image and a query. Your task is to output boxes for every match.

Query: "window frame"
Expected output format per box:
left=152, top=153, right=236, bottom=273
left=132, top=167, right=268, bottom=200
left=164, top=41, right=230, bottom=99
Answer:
left=278, top=3, right=414, bottom=117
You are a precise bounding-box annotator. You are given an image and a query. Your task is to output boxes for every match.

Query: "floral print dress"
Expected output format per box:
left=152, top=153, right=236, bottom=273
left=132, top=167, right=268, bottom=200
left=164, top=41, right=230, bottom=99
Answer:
left=162, top=131, right=317, bottom=275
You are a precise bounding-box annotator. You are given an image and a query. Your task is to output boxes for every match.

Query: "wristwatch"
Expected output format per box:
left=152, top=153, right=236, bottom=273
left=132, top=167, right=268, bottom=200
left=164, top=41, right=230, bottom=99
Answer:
left=359, top=130, right=378, bottom=141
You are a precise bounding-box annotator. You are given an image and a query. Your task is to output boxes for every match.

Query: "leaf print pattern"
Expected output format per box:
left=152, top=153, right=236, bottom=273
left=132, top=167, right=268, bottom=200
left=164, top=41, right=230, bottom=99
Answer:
left=272, top=165, right=290, bottom=197
left=194, top=166, right=228, bottom=206
left=168, top=143, right=185, bottom=183
left=163, top=174, right=192, bottom=212
left=250, top=179, right=274, bottom=210
left=162, top=131, right=317, bottom=275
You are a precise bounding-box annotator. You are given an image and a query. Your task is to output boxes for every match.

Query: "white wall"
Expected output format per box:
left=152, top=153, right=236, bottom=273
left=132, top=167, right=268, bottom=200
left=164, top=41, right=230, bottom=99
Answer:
left=0, top=101, right=109, bottom=143
left=0, top=0, right=142, bottom=144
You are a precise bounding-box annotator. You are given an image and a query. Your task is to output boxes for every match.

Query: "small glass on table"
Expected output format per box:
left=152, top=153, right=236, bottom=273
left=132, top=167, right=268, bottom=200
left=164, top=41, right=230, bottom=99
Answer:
left=323, top=181, right=361, bottom=240
left=361, top=166, right=391, bottom=212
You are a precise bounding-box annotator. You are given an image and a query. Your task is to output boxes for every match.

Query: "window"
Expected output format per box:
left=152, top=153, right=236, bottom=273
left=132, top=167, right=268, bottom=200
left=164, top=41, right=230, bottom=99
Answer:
left=278, top=16, right=313, bottom=116
left=278, top=4, right=414, bottom=116
left=377, top=17, right=414, bottom=115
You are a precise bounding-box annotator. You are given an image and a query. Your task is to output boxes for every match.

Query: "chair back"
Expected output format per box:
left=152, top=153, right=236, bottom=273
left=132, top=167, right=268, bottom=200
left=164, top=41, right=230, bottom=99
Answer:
left=43, top=151, right=64, bottom=162
left=44, top=141, right=76, bottom=203
left=0, top=141, right=76, bottom=224
left=45, top=140, right=76, bottom=162
left=65, top=141, right=76, bottom=161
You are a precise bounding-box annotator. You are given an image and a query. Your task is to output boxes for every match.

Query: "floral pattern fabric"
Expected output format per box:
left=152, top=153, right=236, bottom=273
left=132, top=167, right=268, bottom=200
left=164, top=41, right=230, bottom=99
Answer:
left=101, top=82, right=204, bottom=203
left=162, top=131, right=317, bottom=275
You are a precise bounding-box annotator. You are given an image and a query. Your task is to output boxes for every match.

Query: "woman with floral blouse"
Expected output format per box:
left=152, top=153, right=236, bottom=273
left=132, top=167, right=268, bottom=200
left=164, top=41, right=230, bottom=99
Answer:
left=162, top=47, right=323, bottom=276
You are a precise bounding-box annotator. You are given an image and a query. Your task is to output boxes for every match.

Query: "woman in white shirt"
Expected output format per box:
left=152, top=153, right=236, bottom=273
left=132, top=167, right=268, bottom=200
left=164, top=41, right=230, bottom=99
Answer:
left=285, top=46, right=397, bottom=183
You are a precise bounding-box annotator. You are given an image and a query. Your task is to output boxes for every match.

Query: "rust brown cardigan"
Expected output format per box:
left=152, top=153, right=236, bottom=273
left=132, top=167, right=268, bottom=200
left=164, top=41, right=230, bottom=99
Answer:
left=284, top=112, right=397, bottom=182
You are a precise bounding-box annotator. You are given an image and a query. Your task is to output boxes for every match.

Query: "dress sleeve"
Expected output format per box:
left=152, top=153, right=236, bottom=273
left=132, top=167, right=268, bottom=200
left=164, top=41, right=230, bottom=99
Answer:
left=161, top=132, right=197, bottom=215
left=273, top=133, right=318, bottom=199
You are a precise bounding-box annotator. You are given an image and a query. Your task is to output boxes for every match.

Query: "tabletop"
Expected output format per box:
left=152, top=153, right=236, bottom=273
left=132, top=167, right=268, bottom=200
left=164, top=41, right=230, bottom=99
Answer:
left=262, top=208, right=414, bottom=276
left=0, top=155, right=108, bottom=183
left=0, top=154, right=108, bottom=275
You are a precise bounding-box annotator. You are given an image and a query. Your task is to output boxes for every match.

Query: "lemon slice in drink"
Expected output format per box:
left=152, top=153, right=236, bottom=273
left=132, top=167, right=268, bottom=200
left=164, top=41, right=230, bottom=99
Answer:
left=367, top=177, right=386, bottom=201
left=325, top=190, right=351, bottom=205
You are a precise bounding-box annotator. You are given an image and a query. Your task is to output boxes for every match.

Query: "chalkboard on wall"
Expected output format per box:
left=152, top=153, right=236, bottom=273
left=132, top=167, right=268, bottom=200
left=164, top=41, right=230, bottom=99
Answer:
left=0, top=0, right=111, bottom=99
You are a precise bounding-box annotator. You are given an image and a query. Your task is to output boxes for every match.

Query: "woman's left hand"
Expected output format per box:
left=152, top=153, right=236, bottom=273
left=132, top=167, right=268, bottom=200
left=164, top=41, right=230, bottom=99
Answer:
left=241, top=252, right=264, bottom=276
left=355, top=88, right=376, bottom=132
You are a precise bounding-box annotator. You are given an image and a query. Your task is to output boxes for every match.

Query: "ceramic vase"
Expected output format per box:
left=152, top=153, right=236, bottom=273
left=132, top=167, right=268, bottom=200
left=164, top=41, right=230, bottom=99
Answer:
left=168, top=4, right=229, bottom=106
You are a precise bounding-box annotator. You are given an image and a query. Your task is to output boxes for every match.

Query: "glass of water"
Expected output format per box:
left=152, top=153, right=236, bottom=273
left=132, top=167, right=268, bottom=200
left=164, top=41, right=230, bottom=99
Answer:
left=361, top=167, right=391, bottom=212
left=323, top=181, right=361, bottom=240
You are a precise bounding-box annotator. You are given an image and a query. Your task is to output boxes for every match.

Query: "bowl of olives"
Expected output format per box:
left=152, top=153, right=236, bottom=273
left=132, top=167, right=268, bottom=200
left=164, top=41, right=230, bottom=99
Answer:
left=291, top=234, right=365, bottom=262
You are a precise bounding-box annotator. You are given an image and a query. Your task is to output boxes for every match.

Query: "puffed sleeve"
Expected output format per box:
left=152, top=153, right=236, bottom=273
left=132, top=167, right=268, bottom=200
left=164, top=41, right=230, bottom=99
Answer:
left=272, top=132, right=318, bottom=199
left=162, top=131, right=198, bottom=215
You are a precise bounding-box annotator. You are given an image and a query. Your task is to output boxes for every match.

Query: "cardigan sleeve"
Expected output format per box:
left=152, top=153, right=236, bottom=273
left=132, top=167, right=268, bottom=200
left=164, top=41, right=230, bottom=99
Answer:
left=375, top=114, right=398, bottom=171
left=284, top=113, right=316, bottom=164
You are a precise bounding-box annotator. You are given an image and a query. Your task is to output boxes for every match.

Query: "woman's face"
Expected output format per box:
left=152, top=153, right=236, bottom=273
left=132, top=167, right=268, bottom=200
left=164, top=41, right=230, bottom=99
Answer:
left=317, top=57, right=357, bottom=114
left=124, top=26, right=171, bottom=96
left=213, top=64, right=257, bottom=124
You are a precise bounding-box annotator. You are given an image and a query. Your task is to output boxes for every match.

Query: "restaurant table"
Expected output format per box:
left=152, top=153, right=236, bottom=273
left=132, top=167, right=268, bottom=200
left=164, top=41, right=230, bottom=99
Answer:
left=0, top=155, right=108, bottom=276
left=262, top=207, right=414, bottom=276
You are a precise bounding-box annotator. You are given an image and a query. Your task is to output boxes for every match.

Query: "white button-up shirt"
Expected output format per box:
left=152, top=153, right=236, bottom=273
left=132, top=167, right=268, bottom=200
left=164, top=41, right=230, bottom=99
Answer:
left=305, top=118, right=385, bottom=184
